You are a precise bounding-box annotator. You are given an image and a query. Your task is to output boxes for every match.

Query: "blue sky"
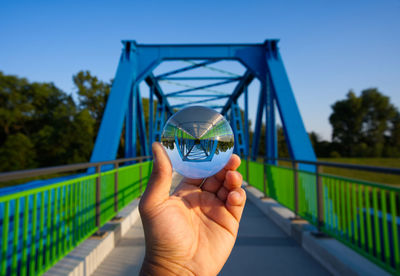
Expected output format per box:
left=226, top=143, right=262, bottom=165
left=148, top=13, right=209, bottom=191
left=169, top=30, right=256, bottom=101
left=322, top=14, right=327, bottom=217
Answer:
left=1, top=0, right=399, bottom=140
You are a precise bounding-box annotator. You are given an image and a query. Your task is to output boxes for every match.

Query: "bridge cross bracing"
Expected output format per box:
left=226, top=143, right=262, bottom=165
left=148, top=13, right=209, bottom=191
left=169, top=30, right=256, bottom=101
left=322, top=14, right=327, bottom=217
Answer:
left=90, top=40, right=316, bottom=171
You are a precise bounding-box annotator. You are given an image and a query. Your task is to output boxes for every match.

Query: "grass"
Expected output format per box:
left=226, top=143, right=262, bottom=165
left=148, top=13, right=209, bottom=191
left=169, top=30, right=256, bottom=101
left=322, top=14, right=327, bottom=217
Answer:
left=318, top=158, right=400, bottom=186
left=275, top=158, right=400, bottom=186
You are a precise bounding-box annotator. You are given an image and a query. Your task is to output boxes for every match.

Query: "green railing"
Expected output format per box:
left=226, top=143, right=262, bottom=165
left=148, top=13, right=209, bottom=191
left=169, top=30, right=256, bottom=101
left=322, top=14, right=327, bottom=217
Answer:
left=0, top=157, right=152, bottom=276
left=239, top=159, right=400, bottom=275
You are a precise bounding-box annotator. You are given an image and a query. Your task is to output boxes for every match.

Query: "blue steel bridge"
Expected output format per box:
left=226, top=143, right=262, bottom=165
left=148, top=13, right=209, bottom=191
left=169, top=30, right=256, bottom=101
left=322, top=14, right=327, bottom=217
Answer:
left=0, top=40, right=399, bottom=276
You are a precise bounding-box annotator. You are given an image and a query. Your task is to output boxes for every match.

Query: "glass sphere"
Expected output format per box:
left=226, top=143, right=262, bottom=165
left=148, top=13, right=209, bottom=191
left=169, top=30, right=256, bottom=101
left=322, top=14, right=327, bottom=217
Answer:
left=161, top=106, right=234, bottom=179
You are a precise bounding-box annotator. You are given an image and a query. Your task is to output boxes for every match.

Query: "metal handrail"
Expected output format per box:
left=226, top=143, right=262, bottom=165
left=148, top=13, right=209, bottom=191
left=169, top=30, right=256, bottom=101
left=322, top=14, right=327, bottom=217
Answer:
left=0, top=156, right=152, bottom=183
left=262, top=157, right=400, bottom=175
left=253, top=156, right=400, bottom=236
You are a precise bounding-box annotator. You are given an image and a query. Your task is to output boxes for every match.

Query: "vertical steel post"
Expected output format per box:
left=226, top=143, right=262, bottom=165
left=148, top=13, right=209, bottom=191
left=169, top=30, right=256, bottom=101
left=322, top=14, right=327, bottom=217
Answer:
left=149, top=85, right=154, bottom=151
left=265, top=74, right=277, bottom=165
left=244, top=86, right=249, bottom=158
left=125, top=86, right=137, bottom=159
left=136, top=87, right=149, bottom=157
left=96, top=165, right=101, bottom=228
left=114, top=162, right=119, bottom=213
left=293, top=161, right=299, bottom=218
left=251, top=87, right=266, bottom=160
left=316, top=164, right=324, bottom=231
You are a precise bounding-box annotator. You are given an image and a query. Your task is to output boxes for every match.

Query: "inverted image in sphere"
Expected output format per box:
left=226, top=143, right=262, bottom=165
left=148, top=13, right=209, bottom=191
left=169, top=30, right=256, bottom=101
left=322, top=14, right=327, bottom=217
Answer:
left=161, top=106, right=234, bottom=179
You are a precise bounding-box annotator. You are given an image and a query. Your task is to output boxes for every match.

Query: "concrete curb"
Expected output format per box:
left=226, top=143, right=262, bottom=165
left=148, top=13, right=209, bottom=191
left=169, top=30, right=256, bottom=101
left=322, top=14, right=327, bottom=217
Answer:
left=244, top=185, right=390, bottom=276
left=44, top=199, right=141, bottom=276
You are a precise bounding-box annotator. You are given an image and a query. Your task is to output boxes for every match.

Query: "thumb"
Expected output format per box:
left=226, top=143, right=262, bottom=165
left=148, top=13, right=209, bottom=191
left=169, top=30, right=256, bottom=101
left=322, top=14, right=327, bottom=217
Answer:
left=140, top=142, right=172, bottom=211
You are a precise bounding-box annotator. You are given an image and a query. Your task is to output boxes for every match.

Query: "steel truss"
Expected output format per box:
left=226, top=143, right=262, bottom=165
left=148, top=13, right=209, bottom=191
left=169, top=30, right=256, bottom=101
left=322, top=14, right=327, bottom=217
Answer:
left=90, top=40, right=316, bottom=171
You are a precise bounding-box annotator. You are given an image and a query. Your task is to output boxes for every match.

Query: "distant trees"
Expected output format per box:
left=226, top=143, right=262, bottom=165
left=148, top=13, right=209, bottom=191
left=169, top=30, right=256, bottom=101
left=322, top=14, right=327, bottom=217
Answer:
left=329, top=89, right=400, bottom=157
left=73, top=71, right=111, bottom=134
left=0, top=72, right=94, bottom=171
left=252, top=89, right=400, bottom=158
left=0, top=71, right=155, bottom=172
left=0, top=71, right=107, bottom=171
left=0, top=69, right=399, bottom=172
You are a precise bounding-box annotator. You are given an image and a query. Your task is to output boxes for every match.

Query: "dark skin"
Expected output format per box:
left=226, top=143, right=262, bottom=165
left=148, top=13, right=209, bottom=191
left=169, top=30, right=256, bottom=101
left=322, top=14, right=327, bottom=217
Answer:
left=139, top=142, right=246, bottom=276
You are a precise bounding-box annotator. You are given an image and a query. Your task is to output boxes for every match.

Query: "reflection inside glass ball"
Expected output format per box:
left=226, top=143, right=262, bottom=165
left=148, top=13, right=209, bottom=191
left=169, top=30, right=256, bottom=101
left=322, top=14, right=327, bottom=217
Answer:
left=161, top=106, right=234, bottom=179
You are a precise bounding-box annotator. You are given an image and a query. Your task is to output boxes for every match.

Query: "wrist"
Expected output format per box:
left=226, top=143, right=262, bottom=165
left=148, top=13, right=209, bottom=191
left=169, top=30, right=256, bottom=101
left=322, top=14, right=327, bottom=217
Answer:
left=140, top=256, right=195, bottom=276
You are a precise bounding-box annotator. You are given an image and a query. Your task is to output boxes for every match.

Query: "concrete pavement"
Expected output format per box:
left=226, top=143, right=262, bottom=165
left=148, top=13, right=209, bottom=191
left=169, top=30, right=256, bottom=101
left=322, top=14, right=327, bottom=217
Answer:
left=92, top=198, right=329, bottom=276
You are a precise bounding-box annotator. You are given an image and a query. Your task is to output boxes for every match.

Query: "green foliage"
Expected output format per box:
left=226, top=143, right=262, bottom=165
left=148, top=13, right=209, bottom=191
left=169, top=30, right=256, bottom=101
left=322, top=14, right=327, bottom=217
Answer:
left=329, top=88, right=400, bottom=157
left=0, top=133, right=36, bottom=171
left=73, top=70, right=111, bottom=134
left=0, top=71, right=97, bottom=171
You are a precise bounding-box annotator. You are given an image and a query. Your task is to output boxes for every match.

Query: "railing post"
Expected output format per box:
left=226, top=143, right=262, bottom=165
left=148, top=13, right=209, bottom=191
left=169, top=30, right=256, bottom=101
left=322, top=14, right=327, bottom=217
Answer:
left=95, top=165, right=101, bottom=229
left=293, top=161, right=300, bottom=219
left=114, top=162, right=119, bottom=213
left=316, top=164, right=324, bottom=233
left=139, top=158, right=143, bottom=195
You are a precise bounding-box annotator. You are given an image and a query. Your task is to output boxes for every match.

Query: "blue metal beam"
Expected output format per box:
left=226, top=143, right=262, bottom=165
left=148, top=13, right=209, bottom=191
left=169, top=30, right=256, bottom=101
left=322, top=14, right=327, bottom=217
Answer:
left=168, top=94, right=230, bottom=98
left=125, top=86, right=137, bottom=159
left=145, top=74, right=173, bottom=115
left=155, top=60, right=218, bottom=79
left=172, top=96, right=225, bottom=108
left=264, top=76, right=277, bottom=164
left=136, top=87, right=149, bottom=157
left=149, top=84, right=154, bottom=150
left=128, top=41, right=273, bottom=60
left=221, top=71, right=254, bottom=115
left=90, top=44, right=137, bottom=164
left=251, top=87, right=266, bottom=160
left=244, top=86, right=249, bottom=158
left=166, top=78, right=240, bottom=97
left=265, top=42, right=316, bottom=170
left=160, top=76, right=237, bottom=81
left=230, top=103, right=246, bottom=156
left=129, top=40, right=278, bottom=81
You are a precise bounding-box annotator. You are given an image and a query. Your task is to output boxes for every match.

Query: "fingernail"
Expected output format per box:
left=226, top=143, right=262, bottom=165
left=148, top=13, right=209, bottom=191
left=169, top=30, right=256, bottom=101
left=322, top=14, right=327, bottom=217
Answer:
left=230, top=191, right=240, bottom=201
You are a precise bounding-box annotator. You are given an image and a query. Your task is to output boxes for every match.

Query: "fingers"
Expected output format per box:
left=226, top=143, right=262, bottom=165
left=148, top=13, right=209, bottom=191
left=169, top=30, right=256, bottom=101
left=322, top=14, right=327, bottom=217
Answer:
left=213, top=154, right=241, bottom=182
left=223, top=170, right=243, bottom=191
left=139, top=143, right=172, bottom=212
left=225, top=188, right=246, bottom=221
left=182, top=154, right=241, bottom=193
left=217, top=186, right=228, bottom=201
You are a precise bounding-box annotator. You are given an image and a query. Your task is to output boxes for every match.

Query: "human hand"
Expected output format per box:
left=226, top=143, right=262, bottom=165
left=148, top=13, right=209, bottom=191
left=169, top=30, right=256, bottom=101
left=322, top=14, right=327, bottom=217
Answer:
left=139, top=142, right=246, bottom=276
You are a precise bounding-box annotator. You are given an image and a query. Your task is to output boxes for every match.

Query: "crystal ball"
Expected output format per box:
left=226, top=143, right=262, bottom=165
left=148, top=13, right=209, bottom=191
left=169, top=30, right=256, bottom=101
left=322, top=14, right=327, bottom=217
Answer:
left=161, top=106, right=234, bottom=179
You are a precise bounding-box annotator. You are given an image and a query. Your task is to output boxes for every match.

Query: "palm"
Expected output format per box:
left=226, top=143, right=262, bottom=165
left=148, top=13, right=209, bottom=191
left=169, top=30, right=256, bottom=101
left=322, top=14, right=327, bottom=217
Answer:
left=140, top=143, right=245, bottom=276
left=145, top=182, right=239, bottom=274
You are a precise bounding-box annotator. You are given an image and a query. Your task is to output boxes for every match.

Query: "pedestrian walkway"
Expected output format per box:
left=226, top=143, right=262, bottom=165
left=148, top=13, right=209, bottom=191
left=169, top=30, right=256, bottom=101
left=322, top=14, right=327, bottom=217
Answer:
left=92, top=218, right=145, bottom=276
left=93, top=197, right=329, bottom=276
left=220, top=201, right=329, bottom=275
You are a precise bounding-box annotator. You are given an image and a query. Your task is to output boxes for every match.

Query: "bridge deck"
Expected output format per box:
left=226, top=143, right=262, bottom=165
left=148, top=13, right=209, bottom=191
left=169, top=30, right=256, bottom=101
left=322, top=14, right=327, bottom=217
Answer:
left=92, top=195, right=329, bottom=275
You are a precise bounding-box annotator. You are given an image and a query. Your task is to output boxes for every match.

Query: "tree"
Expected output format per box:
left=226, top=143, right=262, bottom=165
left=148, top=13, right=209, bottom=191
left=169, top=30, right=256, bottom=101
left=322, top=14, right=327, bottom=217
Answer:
left=384, top=112, right=400, bottom=157
left=73, top=71, right=111, bottom=134
left=329, top=88, right=400, bottom=157
left=309, top=131, right=336, bottom=157
left=0, top=133, right=36, bottom=171
left=0, top=71, right=97, bottom=171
